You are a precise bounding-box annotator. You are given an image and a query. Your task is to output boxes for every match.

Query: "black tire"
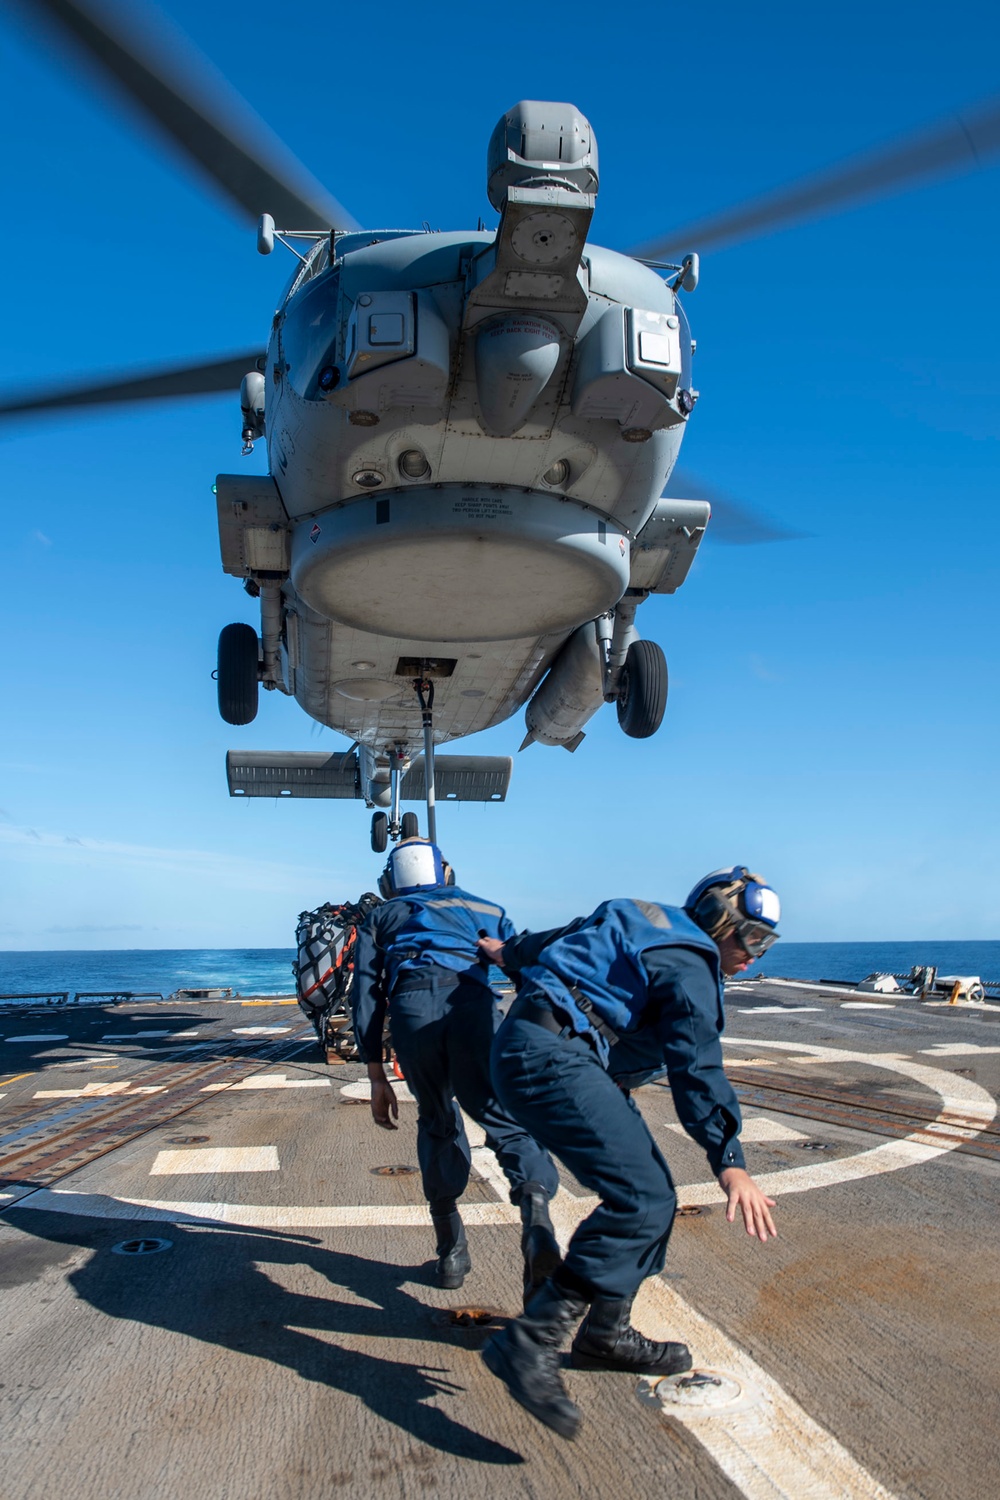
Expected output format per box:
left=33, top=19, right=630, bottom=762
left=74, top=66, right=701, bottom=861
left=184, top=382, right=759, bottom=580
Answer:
left=400, top=811, right=420, bottom=840
left=217, top=623, right=259, bottom=725
left=371, top=812, right=389, bottom=853
left=617, top=639, right=668, bottom=739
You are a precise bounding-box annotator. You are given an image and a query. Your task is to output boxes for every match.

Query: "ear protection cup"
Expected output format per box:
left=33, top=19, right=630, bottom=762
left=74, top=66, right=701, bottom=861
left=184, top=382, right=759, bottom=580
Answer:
left=685, top=866, right=780, bottom=947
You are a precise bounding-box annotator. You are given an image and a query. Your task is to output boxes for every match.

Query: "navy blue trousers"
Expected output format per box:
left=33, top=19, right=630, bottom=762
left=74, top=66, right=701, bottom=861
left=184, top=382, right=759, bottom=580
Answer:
left=389, top=971, right=559, bottom=1216
left=491, top=1011, right=677, bottom=1299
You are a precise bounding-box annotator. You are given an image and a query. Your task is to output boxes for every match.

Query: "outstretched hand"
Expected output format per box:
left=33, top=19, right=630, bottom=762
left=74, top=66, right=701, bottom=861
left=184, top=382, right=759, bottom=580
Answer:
left=370, top=1076, right=399, bottom=1131
left=718, top=1167, right=778, bottom=1240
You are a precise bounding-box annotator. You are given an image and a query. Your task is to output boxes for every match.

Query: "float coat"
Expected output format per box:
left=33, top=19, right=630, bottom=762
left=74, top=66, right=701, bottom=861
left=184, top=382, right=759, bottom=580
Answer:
left=352, top=890, right=558, bottom=1214
left=492, top=899, right=745, bottom=1297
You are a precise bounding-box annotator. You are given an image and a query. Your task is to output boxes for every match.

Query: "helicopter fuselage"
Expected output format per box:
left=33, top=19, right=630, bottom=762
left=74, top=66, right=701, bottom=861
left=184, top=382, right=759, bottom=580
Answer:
left=218, top=226, right=708, bottom=787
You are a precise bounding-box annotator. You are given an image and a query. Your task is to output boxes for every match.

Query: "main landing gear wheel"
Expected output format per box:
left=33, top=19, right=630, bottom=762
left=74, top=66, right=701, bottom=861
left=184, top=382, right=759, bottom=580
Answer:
left=217, top=623, right=259, bottom=725
left=400, top=811, right=420, bottom=840
left=617, top=639, right=668, bottom=739
left=371, top=812, right=389, bottom=853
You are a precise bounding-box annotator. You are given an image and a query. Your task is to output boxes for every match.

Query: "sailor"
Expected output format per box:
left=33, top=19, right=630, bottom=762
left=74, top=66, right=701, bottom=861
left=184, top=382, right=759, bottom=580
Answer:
left=477, top=866, right=781, bottom=1440
left=351, top=837, right=561, bottom=1297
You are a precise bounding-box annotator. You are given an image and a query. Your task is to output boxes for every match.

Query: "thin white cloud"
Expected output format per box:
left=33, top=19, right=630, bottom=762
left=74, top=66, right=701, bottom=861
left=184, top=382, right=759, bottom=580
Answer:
left=31, top=530, right=52, bottom=546
left=0, top=822, right=338, bottom=894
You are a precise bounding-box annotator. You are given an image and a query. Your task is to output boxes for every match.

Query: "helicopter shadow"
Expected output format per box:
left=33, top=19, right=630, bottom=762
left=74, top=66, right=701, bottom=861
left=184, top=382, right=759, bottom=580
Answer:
left=3, top=1204, right=523, bottom=1467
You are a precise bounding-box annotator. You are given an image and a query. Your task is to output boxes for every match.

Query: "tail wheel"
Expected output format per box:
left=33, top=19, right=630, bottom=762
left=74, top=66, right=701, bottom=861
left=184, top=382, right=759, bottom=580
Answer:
left=371, top=812, right=389, bottom=853
left=617, top=640, right=668, bottom=739
left=400, top=811, right=420, bottom=840
left=217, top=623, right=259, bottom=725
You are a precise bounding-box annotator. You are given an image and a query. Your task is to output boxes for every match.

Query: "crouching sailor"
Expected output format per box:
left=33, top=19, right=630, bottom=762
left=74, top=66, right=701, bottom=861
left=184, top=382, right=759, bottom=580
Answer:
left=351, top=838, right=561, bottom=1297
left=477, top=866, right=781, bottom=1440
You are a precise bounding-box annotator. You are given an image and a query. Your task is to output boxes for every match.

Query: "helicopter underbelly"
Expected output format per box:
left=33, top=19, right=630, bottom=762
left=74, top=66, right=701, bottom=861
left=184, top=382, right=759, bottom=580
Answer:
left=290, top=485, right=629, bottom=642
left=286, top=604, right=561, bottom=750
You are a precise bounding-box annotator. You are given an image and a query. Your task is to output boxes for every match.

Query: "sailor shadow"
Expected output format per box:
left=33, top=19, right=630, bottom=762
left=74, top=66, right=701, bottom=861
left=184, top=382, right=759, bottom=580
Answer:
left=3, top=1205, right=524, bottom=1466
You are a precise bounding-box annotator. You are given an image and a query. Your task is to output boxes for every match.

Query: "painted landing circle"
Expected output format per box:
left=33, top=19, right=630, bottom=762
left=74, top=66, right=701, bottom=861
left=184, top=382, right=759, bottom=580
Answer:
left=657, top=1037, right=999, bottom=1206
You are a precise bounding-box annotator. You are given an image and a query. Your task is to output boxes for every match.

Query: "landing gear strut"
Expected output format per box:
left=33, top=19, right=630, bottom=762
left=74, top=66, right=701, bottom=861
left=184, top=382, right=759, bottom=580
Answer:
left=386, top=747, right=420, bottom=843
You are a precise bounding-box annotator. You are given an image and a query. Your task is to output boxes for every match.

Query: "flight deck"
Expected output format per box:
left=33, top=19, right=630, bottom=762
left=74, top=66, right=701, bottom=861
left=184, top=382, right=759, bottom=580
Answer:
left=1, top=981, right=997, bottom=1500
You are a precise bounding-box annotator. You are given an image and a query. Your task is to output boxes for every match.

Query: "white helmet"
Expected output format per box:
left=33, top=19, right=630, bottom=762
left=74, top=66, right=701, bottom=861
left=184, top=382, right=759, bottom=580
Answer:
left=378, top=839, right=453, bottom=898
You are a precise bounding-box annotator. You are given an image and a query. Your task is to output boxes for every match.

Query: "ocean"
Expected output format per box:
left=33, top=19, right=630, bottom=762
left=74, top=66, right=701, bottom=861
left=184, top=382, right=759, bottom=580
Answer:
left=0, top=940, right=998, bottom=1004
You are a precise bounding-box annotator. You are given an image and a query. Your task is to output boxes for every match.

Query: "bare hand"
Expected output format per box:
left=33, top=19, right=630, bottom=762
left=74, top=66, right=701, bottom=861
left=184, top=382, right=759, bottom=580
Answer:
left=478, top=936, right=507, bottom=969
left=370, top=1077, right=399, bottom=1131
left=718, top=1167, right=777, bottom=1240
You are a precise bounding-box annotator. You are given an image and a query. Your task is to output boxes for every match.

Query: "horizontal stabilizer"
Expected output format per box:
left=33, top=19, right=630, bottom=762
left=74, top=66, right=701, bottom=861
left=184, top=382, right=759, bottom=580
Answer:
left=226, top=751, right=512, bottom=803
left=227, top=751, right=360, bottom=799
left=401, top=756, right=512, bottom=803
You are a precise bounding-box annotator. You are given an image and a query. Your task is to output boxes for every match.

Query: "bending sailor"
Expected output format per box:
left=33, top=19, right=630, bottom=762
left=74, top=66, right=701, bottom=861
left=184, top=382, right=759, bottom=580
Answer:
left=351, top=838, right=561, bottom=1297
left=477, top=865, right=781, bottom=1440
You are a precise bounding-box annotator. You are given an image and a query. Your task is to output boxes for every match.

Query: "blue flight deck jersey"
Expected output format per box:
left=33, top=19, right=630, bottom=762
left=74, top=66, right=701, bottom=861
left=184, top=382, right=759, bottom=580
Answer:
left=502, top=898, right=746, bottom=1176
left=352, top=884, right=517, bottom=1064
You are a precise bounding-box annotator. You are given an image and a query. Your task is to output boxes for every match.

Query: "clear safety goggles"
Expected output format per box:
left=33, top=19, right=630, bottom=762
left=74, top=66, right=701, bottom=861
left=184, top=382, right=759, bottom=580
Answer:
left=734, top=918, right=780, bottom=960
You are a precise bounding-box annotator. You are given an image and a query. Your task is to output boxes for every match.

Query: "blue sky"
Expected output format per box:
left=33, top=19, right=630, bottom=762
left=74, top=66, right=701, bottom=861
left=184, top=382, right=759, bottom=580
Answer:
left=2, top=0, right=998, bottom=948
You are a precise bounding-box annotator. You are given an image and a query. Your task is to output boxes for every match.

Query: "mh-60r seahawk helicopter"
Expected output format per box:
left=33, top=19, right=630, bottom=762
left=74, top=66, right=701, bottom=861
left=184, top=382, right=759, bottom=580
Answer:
left=7, top=1, right=999, bottom=852
left=224, top=99, right=706, bottom=853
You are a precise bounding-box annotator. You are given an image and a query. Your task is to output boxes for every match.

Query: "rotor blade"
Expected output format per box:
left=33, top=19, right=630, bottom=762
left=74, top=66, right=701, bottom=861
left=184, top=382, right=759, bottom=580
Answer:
left=14, top=0, right=359, bottom=231
left=0, top=351, right=263, bottom=420
left=629, top=97, right=1000, bottom=260
left=666, top=470, right=806, bottom=545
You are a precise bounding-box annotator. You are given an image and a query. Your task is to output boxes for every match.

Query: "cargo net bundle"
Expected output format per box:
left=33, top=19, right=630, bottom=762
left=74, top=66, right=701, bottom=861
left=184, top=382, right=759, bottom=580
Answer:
left=293, top=893, right=382, bottom=1062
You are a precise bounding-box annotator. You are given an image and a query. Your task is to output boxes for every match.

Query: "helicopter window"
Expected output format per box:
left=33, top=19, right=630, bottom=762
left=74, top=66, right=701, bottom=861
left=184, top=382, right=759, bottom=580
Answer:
left=281, top=266, right=342, bottom=399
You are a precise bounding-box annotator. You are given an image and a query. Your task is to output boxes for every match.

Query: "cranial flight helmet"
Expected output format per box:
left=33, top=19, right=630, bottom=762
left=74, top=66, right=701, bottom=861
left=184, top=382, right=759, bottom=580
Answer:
left=378, top=838, right=454, bottom=898
left=685, top=865, right=781, bottom=959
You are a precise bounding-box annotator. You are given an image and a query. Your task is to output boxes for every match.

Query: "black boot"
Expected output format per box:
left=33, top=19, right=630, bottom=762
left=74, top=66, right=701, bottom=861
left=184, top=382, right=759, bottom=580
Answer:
left=431, top=1210, right=471, bottom=1289
left=570, top=1295, right=692, bottom=1375
left=519, top=1182, right=562, bottom=1308
left=482, top=1277, right=588, bottom=1440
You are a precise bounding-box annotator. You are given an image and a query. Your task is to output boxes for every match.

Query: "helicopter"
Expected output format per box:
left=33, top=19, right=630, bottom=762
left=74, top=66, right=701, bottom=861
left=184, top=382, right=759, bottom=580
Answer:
left=5, top=1, right=999, bottom=855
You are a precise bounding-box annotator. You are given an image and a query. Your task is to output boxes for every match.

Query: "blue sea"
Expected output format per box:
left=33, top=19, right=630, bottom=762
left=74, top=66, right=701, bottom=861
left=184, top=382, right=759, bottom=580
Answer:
left=0, top=941, right=998, bottom=1003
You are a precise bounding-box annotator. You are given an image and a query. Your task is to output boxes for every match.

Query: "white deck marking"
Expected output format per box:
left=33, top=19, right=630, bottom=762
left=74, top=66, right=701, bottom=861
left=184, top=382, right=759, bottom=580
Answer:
left=34, top=1082, right=166, bottom=1099
left=149, top=1146, right=280, bottom=1176
left=840, top=1001, right=896, bottom=1010
left=231, top=1026, right=292, bottom=1035
left=634, top=1278, right=901, bottom=1500
left=13, top=1189, right=520, bottom=1226
left=920, top=1043, right=1000, bottom=1056
left=102, top=1031, right=200, bottom=1039
left=339, top=1078, right=417, bottom=1104
left=200, top=1073, right=329, bottom=1092
left=651, top=1037, right=1000, bottom=1203
left=6, top=1035, right=69, bottom=1043
left=735, top=1006, right=822, bottom=1014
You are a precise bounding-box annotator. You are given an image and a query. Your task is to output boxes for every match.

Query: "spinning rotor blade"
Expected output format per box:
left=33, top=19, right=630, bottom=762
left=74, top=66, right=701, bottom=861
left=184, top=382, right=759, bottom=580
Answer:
left=0, top=350, right=263, bottom=420
left=16, top=0, right=359, bottom=231
left=667, top=470, right=806, bottom=545
left=630, top=97, right=1000, bottom=260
